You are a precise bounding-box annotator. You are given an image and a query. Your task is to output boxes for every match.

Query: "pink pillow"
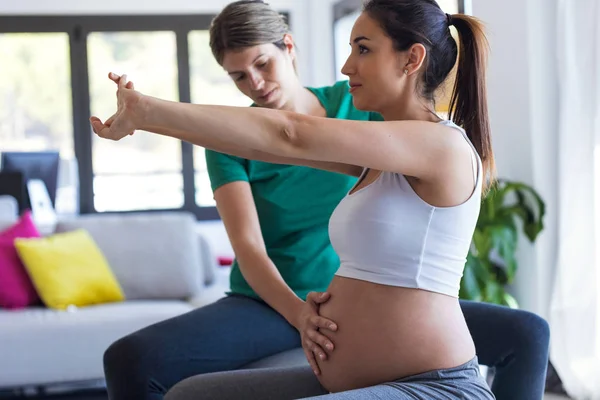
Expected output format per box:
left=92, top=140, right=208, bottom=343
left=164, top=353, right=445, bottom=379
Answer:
left=0, top=211, right=42, bottom=309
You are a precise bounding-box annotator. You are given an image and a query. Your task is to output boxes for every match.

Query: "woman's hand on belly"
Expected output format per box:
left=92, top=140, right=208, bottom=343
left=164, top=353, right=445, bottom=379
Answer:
left=295, top=291, right=338, bottom=375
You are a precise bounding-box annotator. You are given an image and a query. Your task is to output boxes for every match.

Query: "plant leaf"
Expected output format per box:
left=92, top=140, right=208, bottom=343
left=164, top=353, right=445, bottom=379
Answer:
left=503, top=182, right=546, bottom=242
left=489, top=224, right=518, bottom=282
left=470, top=179, right=545, bottom=306
left=480, top=181, right=504, bottom=223
left=468, top=252, right=490, bottom=284
left=460, top=257, right=482, bottom=301
left=484, top=279, right=505, bottom=305
left=503, top=292, right=520, bottom=309
left=473, top=228, right=493, bottom=258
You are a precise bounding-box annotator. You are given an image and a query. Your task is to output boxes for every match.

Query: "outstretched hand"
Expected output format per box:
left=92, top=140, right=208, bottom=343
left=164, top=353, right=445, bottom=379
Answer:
left=90, top=72, right=143, bottom=140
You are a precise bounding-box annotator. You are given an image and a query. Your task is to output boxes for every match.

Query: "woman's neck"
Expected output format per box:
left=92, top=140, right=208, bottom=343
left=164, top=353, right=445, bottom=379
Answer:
left=380, top=93, right=442, bottom=123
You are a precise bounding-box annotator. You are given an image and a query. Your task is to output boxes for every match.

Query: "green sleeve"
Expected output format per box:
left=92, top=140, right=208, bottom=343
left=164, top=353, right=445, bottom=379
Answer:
left=205, top=149, right=249, bottom=192
left=369, top=112, right=385, bottom=121
left=321, top=81, right=383, bottom=121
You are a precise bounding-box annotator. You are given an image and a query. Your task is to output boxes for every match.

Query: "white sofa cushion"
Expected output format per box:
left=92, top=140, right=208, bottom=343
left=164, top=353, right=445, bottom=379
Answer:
left=0, top=217, right=18, bottom=232
left=197, top=231, right=218, bottom=286
left=0, top=195, right=18, bottom=220
left=0, top=301, right=193, bottom=388
left=55, top=212, right=203, bottom=300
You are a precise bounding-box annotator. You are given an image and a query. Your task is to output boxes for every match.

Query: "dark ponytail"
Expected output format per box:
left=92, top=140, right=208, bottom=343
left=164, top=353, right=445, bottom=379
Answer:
left=364, top=0, right=495, bottom=190
left=447, top=13, right=495, bottom=189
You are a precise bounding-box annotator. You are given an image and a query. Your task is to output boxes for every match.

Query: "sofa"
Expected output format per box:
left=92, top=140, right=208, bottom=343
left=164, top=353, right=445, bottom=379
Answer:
left=0, top=211, right=238, bottom=391
left=0, top=207, right=507, bottom=397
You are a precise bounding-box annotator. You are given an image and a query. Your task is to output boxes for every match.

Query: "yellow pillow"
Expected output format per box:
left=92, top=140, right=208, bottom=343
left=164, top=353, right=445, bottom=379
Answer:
left=14, top=229, right=125, bottom=310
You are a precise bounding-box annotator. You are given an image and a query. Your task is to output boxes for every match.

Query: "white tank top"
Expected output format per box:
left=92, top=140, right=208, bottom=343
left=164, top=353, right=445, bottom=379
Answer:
left=329, top=120, right=482, bottom=297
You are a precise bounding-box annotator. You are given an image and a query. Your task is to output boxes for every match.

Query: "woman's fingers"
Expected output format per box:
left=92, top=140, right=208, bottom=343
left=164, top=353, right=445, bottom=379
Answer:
left=306, top=329, right=334, bottom=354
left=108, top=72, right=120, bottom=83
left=310, top=315, right=337, bottom=332
left=305, top=337, right=327, bottom=361
left=90, top=116, right=110, bottom=138
left=108, top=72, right=134, bottom=90
left=90, top=114, right=131, bottom=140
left=307, top=291, right=331, bottom=305
left=306, top=291, right=331, bottom=313
left=90, top=116, right=104, bottom=133
left=315, top=292, right=331, bottom=304
left=105, top=115, right=115, bottom=127
left=91, top=72, right=137, bottom=141
left=303, top=343, right=321, bottom=376
left=118, top=74, right=129, bottom=90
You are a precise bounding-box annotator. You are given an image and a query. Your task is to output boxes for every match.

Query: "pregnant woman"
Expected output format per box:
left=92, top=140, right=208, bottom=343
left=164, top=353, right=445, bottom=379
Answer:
left=94, top=0, right=515, bottom=398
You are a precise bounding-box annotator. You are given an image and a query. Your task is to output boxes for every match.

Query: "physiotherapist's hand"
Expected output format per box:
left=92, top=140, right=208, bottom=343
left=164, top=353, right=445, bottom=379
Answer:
left=296, top=291, right=337, bottom=375
left=90, top=72, right=144, bottom=140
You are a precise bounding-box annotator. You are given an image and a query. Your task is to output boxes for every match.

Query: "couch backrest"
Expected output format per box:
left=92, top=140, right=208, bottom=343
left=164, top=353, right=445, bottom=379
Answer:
left=55, top=211, right=203, bottom=300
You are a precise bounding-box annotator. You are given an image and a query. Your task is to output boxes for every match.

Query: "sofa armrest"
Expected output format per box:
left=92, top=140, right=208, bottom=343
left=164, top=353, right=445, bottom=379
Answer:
left=197, top=232, right=218, bottom=285
left=195, top=220, right=234, bottom=285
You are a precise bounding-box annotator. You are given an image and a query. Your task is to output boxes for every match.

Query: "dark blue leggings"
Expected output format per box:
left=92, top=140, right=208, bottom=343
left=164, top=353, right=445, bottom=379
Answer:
left=103, top=296, right=549, bottom=400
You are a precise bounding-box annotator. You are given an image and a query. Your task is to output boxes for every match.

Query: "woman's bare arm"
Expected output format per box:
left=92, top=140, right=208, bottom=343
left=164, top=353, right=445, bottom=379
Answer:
left=214, top=180, right=304, bottom=326
left=93, top=73, right=470, bottom=185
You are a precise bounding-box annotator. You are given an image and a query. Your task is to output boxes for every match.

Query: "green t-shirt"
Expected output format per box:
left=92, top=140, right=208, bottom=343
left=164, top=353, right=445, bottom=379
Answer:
left=206, top=80, right=383, bottom=300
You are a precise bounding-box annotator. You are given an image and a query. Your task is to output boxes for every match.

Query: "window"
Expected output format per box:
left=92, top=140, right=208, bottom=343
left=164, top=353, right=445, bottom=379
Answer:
left=333, top=9, right=361, bottom=82
left=436, top=0, right=462, bottom=14
left=0, top=32, right=76, bottom=214
left=0, top=15, right=262, bottom=220
left=87, top=31, right=183, bottom=212
left=188, top=30, right=251, bottom=207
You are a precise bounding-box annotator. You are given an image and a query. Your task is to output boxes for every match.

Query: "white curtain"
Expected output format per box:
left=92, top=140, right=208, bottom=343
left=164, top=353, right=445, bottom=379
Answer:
left=550, top=0, right=600, bottom=398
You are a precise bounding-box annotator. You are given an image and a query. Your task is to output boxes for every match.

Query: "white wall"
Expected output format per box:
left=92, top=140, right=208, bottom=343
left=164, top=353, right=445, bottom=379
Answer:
left=0, top=0, right=337, bottom=87
left=472, top=0, right=559, bottom=318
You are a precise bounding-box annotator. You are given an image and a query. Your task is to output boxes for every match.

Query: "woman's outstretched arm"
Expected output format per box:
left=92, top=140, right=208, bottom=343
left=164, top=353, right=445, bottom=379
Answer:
left=92, top=73, right=468, bottom=181
left=92, top=73, right=362, bottom=177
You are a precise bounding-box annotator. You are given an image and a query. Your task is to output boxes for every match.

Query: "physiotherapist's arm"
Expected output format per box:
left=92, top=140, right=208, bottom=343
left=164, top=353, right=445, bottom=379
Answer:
left=213, top=180, right=304, bottom=326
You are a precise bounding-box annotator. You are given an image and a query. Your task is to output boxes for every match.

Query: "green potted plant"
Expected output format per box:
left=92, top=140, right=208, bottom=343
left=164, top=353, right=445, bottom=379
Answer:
left=460, top=179, right=546, bottom=307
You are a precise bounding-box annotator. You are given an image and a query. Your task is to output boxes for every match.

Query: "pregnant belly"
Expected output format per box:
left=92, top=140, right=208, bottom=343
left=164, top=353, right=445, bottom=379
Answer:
left=314, top=276, right=475, bottom=393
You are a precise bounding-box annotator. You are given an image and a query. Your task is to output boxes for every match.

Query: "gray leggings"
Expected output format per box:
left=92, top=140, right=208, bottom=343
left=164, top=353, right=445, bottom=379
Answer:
left=165, top=357, right=495, bottom=399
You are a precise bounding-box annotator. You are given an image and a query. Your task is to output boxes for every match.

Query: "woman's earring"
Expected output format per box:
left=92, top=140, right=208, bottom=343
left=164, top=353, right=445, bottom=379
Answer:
left=404, top=69, right=409, bottom=75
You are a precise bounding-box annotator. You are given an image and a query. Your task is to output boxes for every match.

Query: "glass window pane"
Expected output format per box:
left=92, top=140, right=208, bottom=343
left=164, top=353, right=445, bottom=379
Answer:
left=88, top=31, right=183, bottom=212
left=0, top=33, right=77, bottom=215
left=334, top=9, right=361, bottom=82
left=437, top=0, right=460, bottom=14
left=188, top=30, right=252, bottom=207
